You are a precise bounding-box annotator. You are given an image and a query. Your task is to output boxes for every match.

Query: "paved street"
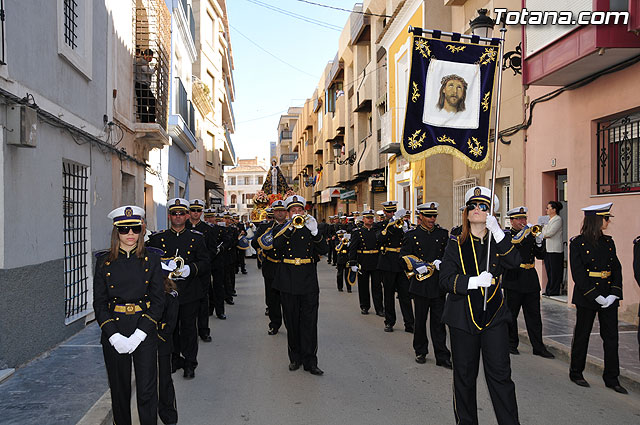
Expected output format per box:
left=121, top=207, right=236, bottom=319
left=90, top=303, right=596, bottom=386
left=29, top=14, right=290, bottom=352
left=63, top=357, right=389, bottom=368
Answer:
left=168, top=259, right=640, bottom=425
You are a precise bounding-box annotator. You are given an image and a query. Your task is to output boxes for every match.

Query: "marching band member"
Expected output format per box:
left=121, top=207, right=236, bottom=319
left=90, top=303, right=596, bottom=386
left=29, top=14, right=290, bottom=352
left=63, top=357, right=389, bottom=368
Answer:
left=439, top=187, right=522, bottom=425
left=335, top=230, right=351, bottom=293
left=94, top=205, right=164, bottom=425
left=402, top=202, right=449, bottom=367
left=349, top=209, right=384, bottom=316
left=569, top=203, right=626, bottom=394
left=378, top=201, right=414, bottom=333
left=222, top=212, right=239, bottom=305
left=503, top=207, right=554, bottom=358
left=273, top=195, right=327, bottom=375
left=147, top=198, right=210, bottom=380
left=327, top=216, right=338, bottom=266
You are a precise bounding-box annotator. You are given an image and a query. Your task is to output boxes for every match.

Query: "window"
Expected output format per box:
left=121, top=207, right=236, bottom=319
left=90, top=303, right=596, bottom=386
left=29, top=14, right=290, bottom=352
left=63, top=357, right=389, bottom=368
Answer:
left=597, top=112, right=640, bottom=194
left=121, top=172, right=136, bottom=205
left=63, top=161, right=90, bottom=323
left=258, top=176, right=264, bottom=184
left=317, top=110, right=323, bottom=131
left=229, top=176, right=236, bottom=185
left=57, top=0, right=93, bottom=78
left=63, top=0, right=78, bottom=49
left=168, top=180, right=175, bottom=198
left=326, top=82, right=343, bottom=114
left=231, top=194, right=237, bottom=204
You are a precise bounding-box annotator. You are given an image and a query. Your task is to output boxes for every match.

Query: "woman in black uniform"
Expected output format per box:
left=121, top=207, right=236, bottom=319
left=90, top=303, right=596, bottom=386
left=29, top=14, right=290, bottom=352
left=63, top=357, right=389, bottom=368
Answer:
left=439, top=187, right=521, bottom=425
left=569, top=202, right=626, bottom=394
left=93, top=206, right=165, bottom=425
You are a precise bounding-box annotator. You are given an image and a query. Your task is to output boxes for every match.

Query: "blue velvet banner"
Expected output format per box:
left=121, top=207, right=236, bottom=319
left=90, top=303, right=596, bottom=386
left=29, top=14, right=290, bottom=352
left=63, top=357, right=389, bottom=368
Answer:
left=401, top=36, right=500, bottom=169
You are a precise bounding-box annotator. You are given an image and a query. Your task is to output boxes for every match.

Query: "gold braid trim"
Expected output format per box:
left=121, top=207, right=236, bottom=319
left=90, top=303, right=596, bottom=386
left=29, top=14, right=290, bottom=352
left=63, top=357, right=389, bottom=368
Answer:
left=99, top=318, right=114, bottom=329
left=142, top=314, right=157, bottom=325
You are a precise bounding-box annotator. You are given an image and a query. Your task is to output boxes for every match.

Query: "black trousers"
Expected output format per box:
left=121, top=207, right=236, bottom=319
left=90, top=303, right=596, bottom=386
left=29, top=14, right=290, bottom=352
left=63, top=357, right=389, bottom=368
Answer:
left=413, top=295, right=449, bottom=361
left=382, top=271, right=414, bottom=328
left=158, top=353, right=178, bottom=425
left=102, top=335, right=158, bottom=425
left=543, top=252, right=564, bottom=295
left=358, top=269, right=383, bottom=313
left=173, top=300, right=199, bottom=369
left=224, top=261, right=235, bottom=300
left=336, top=263, right=351, bottom=291
left=327, top=240, right=335, bottom=263
left=280, top=291, right=319, bottom=368
left=236, top=249, right=246, bottom=272
left=505, top=289, right=544, bottom=352
left=211, top=264, right=226, bottom=315
left=197, top=280, right=211, bottom=337
left=570, top=306, right=620, bottom=386
left=264, top=274, right=283, bottom=330
left=449, top=323, right=519, bottom=425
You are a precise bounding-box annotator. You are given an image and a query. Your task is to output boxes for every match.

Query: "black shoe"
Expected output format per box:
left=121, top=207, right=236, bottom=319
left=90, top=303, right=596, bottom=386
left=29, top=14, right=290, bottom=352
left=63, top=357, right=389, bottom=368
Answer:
left=375, top=311, right=385, bottom=317
left=183, top=367, right=195, bottom=379
left=225, top=298, right=235, bottom=305
left=361, top=309, right=369, bottom=315
left=232, top=290, right=237, bottom=296
left=171, top=357, right=184, bottom=373
left=268, top=327, right=278, bottom=335
left=265, top=308, right=269, bottom=316
left=347, top=288, right=352, bottom=293
left=606, top=384, right=628, bottom=394
left=415, top=354, right=427, bottom=364
left=305, top=366, right=324, bottom=376
left=338, top=288, right=344, bottom=292
left=288, top=362, right=301, bottom=371
left=217, top=314, right=227, bottom=320
left=241, top=270, right=247, bottom=275
left=509, top=347, right=520, bottom=355
left=404, top=326, right=414, bottom=333
left=199, top=334, right=212, bottom=343
left=436, top=359, right=453, bottom=369
left=384, top=324, right=393, bottom=332
left=533, top=348, right=555, bottom=359
left=570, top=376, right=590, bottom=387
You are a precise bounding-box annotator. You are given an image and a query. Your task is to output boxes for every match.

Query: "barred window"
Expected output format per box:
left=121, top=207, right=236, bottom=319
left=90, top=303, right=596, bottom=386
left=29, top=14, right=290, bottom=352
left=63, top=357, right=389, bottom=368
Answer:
left=452, top=177, right=477, bottom=227
left=63, top=162, right=89, bottom=322
left=63, top=0, right=78, bottom=49
left=597, top=113, right=640, bottom=194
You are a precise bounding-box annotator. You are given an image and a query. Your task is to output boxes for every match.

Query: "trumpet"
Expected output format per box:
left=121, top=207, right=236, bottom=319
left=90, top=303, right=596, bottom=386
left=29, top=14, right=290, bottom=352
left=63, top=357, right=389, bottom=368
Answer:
left=381, top=218, right=404, bottom=236
left=292, top=214, right=308, bottom=229
left=169, top=249, right=185, bottom=279
left=530, top=224, right=543, bottom=237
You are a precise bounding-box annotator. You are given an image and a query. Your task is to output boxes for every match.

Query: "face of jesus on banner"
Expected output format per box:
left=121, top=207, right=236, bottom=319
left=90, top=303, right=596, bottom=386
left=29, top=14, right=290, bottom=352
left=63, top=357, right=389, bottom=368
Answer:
left=438, top=75, right=468, bottom=113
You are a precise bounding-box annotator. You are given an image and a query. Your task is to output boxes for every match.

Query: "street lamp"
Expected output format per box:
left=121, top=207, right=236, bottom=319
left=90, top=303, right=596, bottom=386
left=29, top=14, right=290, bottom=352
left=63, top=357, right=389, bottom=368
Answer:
left=469, top=9, right=494, bottom=39
left=333, top=140, right=356, bottom=166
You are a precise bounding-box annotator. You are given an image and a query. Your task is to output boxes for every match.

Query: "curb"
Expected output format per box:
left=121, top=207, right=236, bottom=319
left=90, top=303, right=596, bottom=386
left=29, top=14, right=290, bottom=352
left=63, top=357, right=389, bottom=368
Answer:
left=76, top=389, right=112, bottom=425
left=517, top=328, right=640, bottom=393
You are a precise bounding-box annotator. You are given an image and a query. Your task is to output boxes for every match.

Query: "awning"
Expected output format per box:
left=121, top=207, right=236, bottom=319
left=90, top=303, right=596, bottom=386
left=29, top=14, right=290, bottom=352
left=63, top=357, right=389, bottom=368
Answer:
left=320, top=187, right=342, bottom=203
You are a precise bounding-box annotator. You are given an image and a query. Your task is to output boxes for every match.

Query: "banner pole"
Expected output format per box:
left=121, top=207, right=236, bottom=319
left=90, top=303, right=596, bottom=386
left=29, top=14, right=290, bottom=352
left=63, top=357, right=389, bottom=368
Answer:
left=483, top=24, right=507, bottom=311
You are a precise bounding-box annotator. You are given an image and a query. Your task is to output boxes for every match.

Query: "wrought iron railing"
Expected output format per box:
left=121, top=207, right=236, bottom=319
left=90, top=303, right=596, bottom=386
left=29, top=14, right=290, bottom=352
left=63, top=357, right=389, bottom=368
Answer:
left=597, top=114, right=640, bottom=194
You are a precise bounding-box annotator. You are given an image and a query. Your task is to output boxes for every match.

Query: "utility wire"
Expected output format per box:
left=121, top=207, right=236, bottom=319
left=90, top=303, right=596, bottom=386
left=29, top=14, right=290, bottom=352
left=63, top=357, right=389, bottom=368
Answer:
left=295, top=0, right=392, bottom=18
left=230, top=24, right=319, bottom=78
left=244, top=0, right=342, bottom=31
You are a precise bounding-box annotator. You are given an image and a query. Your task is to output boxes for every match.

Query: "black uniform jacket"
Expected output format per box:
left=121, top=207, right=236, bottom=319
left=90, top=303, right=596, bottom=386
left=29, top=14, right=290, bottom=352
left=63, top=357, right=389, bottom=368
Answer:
left=440, top=232, right=521, bottom=334
left=335, top=236, right=350, bottom=265
left=93, top=246, right=165, bottom=340
left=208, top=222, right=233, bottom=264
left=226, top=225, right=240, bottom=262
left=502, top=229, right=545, bottom=293
left=570, top=234, right=623, bottom=310
left=401, top=224, right=448, bottom=298
left=158, top=290, right=179, bottom=356
left=147, top=228, right=210, bottom=305
left=253, top=220, right=281, bottom=279
left=376, top=219, right=404, bottom=272
left=272, top=221, right=327, bottom=294
left=348, top=226, right=379, bottom=271
left=634, top=236, right=640, bottom=316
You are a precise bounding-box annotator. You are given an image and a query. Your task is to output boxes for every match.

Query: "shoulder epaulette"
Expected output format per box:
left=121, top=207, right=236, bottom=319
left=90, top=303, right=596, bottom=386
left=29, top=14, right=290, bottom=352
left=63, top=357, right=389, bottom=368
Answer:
left=450, top=234, right=458, bottom=241
left=190, top=229, right=203, bottom=236
left=634, top=236, right=640, bottom=245
left=570, top=235, right=579, bottom=243
left=94, top=249, right=109, bottom=258
left=146, top=247, right=164, bottom=256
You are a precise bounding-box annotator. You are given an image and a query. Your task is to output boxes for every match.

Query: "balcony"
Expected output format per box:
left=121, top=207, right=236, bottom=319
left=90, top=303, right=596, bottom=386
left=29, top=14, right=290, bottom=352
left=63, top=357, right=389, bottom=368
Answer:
left=379, top=111, right=399, bottom=154
left=168, top=78, right=197, bottom=152
left=523, top=4, right=640, bottom=86
left=325, top=53, right=344, bottom=89
left=280, top=153, right=298, bottom=164
left=221, top=128, right=236, bottom=166
left=354, top=62, right=373, bottom=113
left=222, top=79, right=236, bottom=132
left=350, top=4, right=370, bottom=45
left=192, top=76, right=213, bottom=117
left=330, top=94, right=346, bottom=140
left=280, top=130, right=293, bottom=140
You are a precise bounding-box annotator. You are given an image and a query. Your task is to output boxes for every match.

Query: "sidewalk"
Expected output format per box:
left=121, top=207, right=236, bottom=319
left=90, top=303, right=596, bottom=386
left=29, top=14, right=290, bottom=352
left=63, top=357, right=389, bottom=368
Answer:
left=0, top=322, right=109, bottom=425
left=517, top=296, right=640, bottom=391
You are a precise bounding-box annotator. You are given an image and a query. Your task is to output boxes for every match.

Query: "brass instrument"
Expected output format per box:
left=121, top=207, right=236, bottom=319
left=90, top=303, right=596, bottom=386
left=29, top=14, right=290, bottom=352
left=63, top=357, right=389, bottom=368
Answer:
left=169, top=249, right=185, bottom=279
left=530, top=224, right=543, bottom=237
left=405, top=262, right=436, bottom=281
left=335, top=236, right=349, bottom=252
left=381, top=218, right=404, bottom=236
left=292, top=214, right=308, bottom=229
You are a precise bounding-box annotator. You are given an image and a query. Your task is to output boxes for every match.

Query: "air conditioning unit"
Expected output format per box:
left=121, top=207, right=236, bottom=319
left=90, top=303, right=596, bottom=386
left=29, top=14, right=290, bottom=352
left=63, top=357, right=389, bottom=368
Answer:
left=6, top=105, right=38, bottom=148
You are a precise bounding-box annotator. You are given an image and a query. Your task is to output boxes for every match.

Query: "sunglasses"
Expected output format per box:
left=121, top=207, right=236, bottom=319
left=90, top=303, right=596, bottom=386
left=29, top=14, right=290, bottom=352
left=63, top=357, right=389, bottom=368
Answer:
left=170, top=211, right=187, bottom=216
left=604, top=216, right=610, bottom=222
left=117, top=225, right=142, bottom=235
left=467, top=203, right=490, bottom=212
left=189, top=208, right=203, bottom=212
left=420, top=213, right=438, bottom=218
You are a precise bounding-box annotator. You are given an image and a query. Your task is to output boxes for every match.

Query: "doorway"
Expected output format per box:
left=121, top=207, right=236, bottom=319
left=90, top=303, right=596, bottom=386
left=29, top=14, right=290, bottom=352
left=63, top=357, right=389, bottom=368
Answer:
left=556, top=172, right=568, bottom=297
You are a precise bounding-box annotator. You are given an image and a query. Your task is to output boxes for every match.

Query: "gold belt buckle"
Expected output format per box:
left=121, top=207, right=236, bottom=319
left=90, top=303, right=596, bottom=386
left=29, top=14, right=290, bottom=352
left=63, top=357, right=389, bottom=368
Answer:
left=295, top=258, right=301, bottom=266
left=600, top=271, right=608, bottom=278
left=125, top=304, right=136, bottom=315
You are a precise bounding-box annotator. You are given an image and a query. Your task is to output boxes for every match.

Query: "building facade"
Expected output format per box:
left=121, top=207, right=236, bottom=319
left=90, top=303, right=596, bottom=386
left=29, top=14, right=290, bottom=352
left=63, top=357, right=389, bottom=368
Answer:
left=277, top=107, right=302, bottom=187
left=224, top=158, right=268, bottom=221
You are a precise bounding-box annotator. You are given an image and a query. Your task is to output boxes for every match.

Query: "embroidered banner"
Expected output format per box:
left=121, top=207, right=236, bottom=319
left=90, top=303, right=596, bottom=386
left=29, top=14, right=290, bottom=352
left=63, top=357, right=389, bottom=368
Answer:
left=401, top=36, right=500, bottom=169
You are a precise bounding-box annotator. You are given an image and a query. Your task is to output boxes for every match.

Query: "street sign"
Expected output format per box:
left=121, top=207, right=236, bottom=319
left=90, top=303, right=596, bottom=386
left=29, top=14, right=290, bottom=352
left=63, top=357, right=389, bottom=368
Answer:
left=210, top=198, right=222, bottom=205
left=371, top=180, right=386, bottom=192
left=340, top=189, right=356, bottom=200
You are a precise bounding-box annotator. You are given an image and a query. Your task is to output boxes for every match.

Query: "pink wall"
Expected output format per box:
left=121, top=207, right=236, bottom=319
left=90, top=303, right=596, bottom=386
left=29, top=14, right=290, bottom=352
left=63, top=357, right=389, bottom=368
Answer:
left=525, top=61, right=640, bottom=322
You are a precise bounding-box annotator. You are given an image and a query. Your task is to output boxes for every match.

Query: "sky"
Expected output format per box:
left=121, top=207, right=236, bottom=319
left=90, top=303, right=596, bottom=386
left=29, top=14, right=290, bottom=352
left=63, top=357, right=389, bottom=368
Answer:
left=226, top=0, right=351, bottom=162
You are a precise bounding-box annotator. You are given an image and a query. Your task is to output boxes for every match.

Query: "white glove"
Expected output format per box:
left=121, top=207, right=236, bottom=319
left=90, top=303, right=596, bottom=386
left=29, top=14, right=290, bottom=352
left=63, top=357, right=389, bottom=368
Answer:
left=535, top=234, right=544, bottom=246
left=467, top=271, right=493, bottom=290
left=127, top=329, right=147, bottom=354
left=177, top=264, right=191, bottom=278
left=402, top=222, right=409, bottom=232
left=108, top=333, right=130, bottom=355
left=595, top=295, right=607, bottom=306
left=167, top=259, right=177, bottom=271
left=485, top=215, right=505, bottom=243
left=344, top=234, right=351, bottom=241
left=351, top=266, right=359, bottom=273
left=600, top=294, right=618, bottom=308
left=305, top=216, right=318, bottom=236
left=218, top=222, right=226, bottom=227
left=394, top=209, right=406, bottom=220
left=416, top=265, right=428, bottom=274
left=433, top=259, right=442, bottom=270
